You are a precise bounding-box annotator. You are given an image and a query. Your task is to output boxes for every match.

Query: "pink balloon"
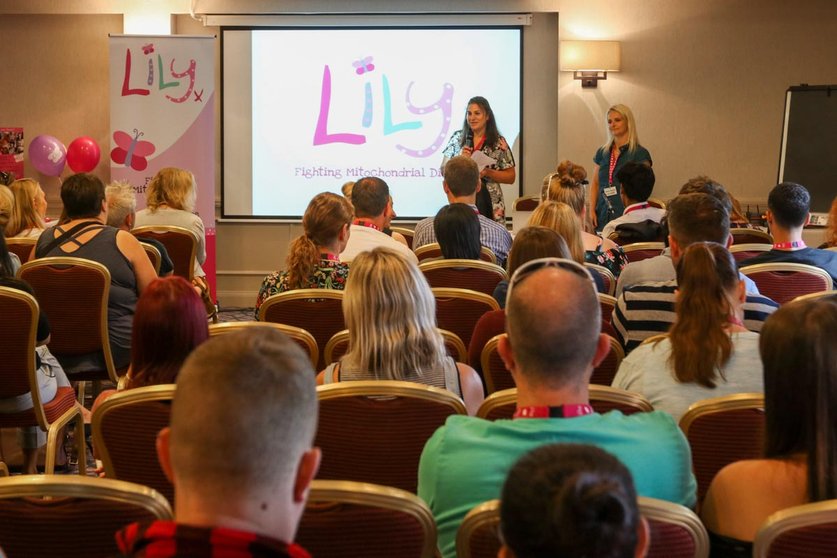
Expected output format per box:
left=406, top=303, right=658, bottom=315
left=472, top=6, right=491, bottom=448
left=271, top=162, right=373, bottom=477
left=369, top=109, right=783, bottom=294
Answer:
left=66, top=136, right=101, bottom=173
left=28, top=135, right=66, bottom=177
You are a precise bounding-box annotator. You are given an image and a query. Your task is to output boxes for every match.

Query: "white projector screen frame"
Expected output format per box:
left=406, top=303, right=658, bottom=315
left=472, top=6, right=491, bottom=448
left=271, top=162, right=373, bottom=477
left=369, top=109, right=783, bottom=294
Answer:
left=222, top=25, right=523, bottom=220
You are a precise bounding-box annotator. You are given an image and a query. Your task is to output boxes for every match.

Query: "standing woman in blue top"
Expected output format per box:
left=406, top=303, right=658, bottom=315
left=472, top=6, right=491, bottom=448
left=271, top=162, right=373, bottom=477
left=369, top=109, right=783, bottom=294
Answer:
left=441, top=96, right=516, bottom=225
left=589, top=104, right=652, bottom=232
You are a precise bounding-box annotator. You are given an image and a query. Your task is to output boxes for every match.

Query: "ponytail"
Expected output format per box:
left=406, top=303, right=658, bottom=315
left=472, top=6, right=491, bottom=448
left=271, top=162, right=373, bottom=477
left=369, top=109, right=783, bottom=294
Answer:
left=668, top=242, right=738, bottom=387
left=284, top=234, right=321, bottom=289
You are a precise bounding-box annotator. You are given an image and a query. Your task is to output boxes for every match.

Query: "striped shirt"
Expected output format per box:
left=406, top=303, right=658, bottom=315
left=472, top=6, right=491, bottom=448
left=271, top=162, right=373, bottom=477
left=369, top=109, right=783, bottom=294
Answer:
left=413, top=204, right=512, bottom=266
left=613, top=280, right=779, bottom=353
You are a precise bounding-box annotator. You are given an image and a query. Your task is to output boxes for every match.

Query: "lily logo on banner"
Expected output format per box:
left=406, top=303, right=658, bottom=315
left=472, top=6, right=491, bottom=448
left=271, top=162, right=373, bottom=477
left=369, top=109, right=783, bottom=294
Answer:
left=120, top=43, right=204, bottom=104
left=313, top=55, right=454, bottom=158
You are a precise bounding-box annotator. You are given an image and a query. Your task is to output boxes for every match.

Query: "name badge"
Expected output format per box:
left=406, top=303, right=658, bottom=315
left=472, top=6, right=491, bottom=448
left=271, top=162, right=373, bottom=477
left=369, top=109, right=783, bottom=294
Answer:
left=603, top=186, right=618, bottom=197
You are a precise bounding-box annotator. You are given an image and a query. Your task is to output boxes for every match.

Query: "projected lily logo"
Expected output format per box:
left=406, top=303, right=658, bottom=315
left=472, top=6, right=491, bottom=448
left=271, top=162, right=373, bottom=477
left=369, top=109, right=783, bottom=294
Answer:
left=313, top=56, right=454, bottom=158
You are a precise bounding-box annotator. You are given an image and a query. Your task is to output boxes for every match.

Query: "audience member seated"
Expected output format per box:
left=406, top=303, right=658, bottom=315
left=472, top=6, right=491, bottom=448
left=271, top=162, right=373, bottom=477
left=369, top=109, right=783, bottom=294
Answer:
left=342, top=179, right=408, bottom=247
left=413, top=155, right=512, bottom=267
left=500, top=443, right=649, bottom=558
left=545, top=162, right=628, bottom=277
left=339, top=176, right=418, bottom=264
left=0, top=184, right=20, bottom=273
left=255, top=192, right=352, bottom=318
left=434, top=203, right=482, bottom=260
left=818, top=195, right=836, bottom=249
left=6, top=178, right=48, bottom=239
left=106, top=181, right=173, bottom=276
left=35, top=173, right=156, bottom=372
left=528, top=201, right=605, bottom=293
left=729, top=193, right=756, bottom=228
left=317, top=247, right=484, bottom=415
left=116, top=328, right=321, bottom=557
left=493, top=226, right=571, bottom=309
left=740, top=182, right=837, bottom=283
left=613, top=193, right=778, bottom=352
left=0, top=237, right=70, bottom=475
left=701, top=294, right=837, bottom=556
left=612, top=242, right=764, bottom=420
left=92, top=276, right=209, bottom=413
left=601, top=162, right=665, bottom=241
left=616, top=176, right=760, bottom=296
left=418, top=257, right=696, bottom=558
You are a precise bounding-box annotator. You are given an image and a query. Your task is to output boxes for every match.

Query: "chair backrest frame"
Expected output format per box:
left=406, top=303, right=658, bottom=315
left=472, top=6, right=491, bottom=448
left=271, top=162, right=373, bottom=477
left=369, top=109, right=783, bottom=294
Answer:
left=132, top=225, right=198, bottom=281
left=753, top=499, right=837, bottom=558
left=208, top=321, right=319, bottom=368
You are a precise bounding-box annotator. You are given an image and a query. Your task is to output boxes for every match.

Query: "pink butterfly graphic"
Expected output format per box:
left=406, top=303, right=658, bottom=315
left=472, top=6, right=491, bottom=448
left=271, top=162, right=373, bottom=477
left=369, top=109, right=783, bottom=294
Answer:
left=353, top=56, right=375, bottom=75
left=111, top=129, right=156, bottom=171
left=142, top=43, right=155, bottom=55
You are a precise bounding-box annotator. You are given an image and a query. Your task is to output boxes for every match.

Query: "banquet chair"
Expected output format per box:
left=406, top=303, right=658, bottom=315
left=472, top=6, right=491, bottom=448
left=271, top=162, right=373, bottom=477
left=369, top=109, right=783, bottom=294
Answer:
left=140, top=242, right=162, bottom=275
left=297, top=480, right=437, bottom=558
left=739, top=262, right=833, bottom=305
left=639, top=496, right=710, bottom=558
left=324, top=328, right=467, bottom=366
left=679, top=393, right=765, bottom=503
left=729, top=243, right=773, bottom=263
left=791, top=290, right=836, bottom=303
left=585, top=262, right=616, bottom=295
left=590, top=335, right=625, bottom=386
left=209, top=321, right=319, bottom=368
left=730, top=227, right=773, bottom=245
left=6, top=237, right=36, bottom=264
left=432, top=287, right=499, bottom=349
left=414, top=242, right=497, bottom=264
left=19, top=257, right=124, bottom=394
left=598, top=292, right=617, bottom=325
left=512, top=195, right=540, bottom=212
left=315, top=381, right=466, bottom=493
left=0, top=286, right=86, bottom=475
left=456, top=499, right=501, bottom=558
left=258, top=289, right=345, bottom=369
left=476, top=388, right=517, bottom=420
left=389, top=226, right=415, bottom=250
left=648, top=197, right=667, bottom=210
left=132, top=225, right=197, bottom=280
left=468, top=309, right=505, bottom=378
left=479, top=334, right=513, bottom=395
left=420, top=259, right=507, bottom=296
left=620, top=242, right=666, bottom=263
left=476, top=386, right=652, bottom=421
left=92, top=384, right=176, bottom=505
left=0, top=475, right=171, bottom=558
left=753, top=500, right=837, bottom=558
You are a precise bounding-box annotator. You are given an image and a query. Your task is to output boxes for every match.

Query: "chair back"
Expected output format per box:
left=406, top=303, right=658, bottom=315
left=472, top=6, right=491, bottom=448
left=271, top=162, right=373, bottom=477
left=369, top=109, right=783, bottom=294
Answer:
left=754, top=500, right=837, bottom=558
left=648, top=197, right=667, bottom=210
left=389, top=226, right=415, bottom=250
left=209, top=321, right=319, bottom=368
left=432, top=288, right=499, bottom=349
left=513, top=195, right=540, bottom=211
left=414, top=242, right=497, bottom=264
left=468, top=309, right=505, bottom=376
left=140, top=242, right=162, bottom=275
left=315, top=381, right=466, bottom=493
left=740, top=263, right=833, bottom=304
left=480, top=335, right=514, bottom=394
left=476, top=388, right=517, bottom=420
left=640, top=496, right=710, bottom=558
left=132, top=225, right=197, bottom=280
left=586, top=262, right=616, bottom=295
left=325, top=328, right=467, bottom=366
left=420, top=259, right=506, bottom=296
left=298, top=480, right=437, bottom=558
left=729, top=243, right=773, bottom=262
left=621, top=242, right=666, bottom=263
left=589, top=385, right=653, bottom=415
left=19, top=257, right=120, bottom=383
left=679, top=393, right=765, bottom=503
left=731, top=227, right=773, bottom=245
left=258, top=289, right=345, bottom=369
left=6, top=237, right=36, bottom=264
left=0, top=475, right=172, bottom=558
left=456, top=500, right=501, bottom=558
left=590, top=335, right=625, bottom=386
left=92, top=385, right=176, bottom=504
left=598, top=292, right=617, bottom=325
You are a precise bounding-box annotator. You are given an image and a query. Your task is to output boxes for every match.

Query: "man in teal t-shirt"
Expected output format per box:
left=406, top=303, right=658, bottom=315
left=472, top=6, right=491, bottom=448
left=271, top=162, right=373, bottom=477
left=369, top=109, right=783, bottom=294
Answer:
left=417, top=258, right=697, bottom=558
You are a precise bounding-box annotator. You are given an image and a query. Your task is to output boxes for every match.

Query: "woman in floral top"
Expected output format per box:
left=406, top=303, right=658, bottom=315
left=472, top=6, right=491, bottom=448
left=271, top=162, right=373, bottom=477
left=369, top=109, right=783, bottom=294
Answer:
left=255, top=193, right=353, bottom=318
left=441, top=96, right=515, bottom=225
left=544, top=162, right=628, bottom=278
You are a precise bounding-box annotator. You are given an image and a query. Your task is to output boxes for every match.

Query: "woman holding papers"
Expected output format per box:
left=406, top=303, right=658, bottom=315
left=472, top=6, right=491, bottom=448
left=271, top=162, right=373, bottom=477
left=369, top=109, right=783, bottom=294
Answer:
left=442, top=96, right=515, bottom=224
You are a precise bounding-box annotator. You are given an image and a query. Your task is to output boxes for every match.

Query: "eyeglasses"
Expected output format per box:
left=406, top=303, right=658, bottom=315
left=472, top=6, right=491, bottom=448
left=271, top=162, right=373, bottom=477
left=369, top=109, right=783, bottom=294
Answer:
left=507, top=257, right=596, bottom=300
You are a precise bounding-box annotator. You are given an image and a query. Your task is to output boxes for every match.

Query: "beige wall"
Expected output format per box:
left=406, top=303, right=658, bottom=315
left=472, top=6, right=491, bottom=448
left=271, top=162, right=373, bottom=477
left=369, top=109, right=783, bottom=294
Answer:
left=2, top=1, right=835, bottom=306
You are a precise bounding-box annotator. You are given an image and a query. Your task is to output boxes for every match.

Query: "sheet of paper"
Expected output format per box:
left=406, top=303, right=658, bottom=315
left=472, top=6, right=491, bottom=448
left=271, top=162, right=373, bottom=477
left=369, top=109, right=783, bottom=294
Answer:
left=471, top=150, right=497, bottom=170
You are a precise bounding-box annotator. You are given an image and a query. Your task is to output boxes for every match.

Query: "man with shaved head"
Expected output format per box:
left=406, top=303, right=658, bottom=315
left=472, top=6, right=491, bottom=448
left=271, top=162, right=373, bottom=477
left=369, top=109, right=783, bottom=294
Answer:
left=116, top=328, right=320, bottom=557
left=418, top=258, right=696, bottom=558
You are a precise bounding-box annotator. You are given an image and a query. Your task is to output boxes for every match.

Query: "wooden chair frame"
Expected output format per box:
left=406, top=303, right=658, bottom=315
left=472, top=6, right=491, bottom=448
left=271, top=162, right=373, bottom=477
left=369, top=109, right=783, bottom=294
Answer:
left=432, top=288, right=500, bottom=310
left=589, top=385, right=654, bottom=412
left=729, top=243, right=773, bottom=255
left=476, top=388, right=517, bottom=420
left=209, top=321, right=319, bottom=368
left=0, top=286, right=87, bottom=475
left=679, top=393, right=765, bottom=434
left=647, top=197, right=667, bottom=210
left=754, top=500, right=837, bottom=558
left=324, top=328, right=467, bottom=366
left=420, top=258, right=506, bottom=279
left=513, top=195, right=540, bottom=212
left=19, top=257, right=121, bottom=389
left=389, top=226, right=415, bottom=249
left=791, top=290, right=836, bottom=303
left=303, top=479, right=438, bottom=558
left=6, top=237, right=37, bottom=264
left=317, top=380, right=467, bottom=413
left=479, top=334, right=512, bottom=395
left=414, top=243, right=498, bottom=265
left=730, top=227, right=773, bottom=244
left=639, top=496, right=710, bottom=558
left=132, top=225, right=198, bottom=281
left=740, top=262, right=834, bottom=295
left=621, top=242, right=666, bottom=261
left=140, top=242, right=162, bottom=275
left=456, top=499, right=501, bottom=558
left=590, top=335, right=625, bottom=386
left=585, top=262, right=616, bottom=296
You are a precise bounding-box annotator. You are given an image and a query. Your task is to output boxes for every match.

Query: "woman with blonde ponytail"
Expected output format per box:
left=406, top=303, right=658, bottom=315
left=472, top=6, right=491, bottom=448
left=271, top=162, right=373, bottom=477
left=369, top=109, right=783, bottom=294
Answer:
left=254, top=192, right=353, bottom=318
left=612, top=242, right=764, bottom=421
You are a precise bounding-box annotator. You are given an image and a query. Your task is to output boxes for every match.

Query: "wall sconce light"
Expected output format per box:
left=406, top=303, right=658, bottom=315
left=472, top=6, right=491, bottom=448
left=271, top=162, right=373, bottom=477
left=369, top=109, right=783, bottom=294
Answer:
left=560, top=40, right=621, bottom=88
